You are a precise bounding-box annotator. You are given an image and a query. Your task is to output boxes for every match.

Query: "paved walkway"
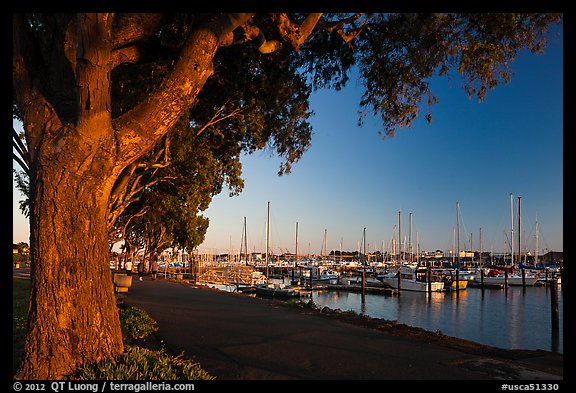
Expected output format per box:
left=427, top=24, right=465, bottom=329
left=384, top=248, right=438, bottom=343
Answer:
left=122, top=277, right=563, bottom=380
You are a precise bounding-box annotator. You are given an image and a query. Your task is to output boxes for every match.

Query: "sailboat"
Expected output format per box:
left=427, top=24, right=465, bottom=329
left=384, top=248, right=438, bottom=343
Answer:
left=444, top=202, right=468, bottom=291
left=377, top=212, right=444, bottom=292
left=254, top=202, right=299, bottom=298
left=377, top=265, right=444, bottom=292
left=474, top=194, right=538, bottom=286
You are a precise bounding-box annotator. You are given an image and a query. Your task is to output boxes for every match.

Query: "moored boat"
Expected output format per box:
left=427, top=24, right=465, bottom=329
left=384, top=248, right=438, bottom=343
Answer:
left=313, top=269, right=339, bottom=282
left=440, top=269, right=468, bottom=291
left=444, top=278, right=468, bottom=291
left=473, top=268, right=539, bottom=286
left=377, top=265, right=444, bottom=292
left=255, top=283, right=300, bottom=298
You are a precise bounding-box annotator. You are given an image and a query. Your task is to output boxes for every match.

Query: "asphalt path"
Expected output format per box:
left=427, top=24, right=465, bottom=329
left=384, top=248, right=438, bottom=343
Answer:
left=121, top=276, right=563, bottom=381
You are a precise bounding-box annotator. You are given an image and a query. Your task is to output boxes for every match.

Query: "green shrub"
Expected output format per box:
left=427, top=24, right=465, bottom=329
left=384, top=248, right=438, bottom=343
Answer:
left=75, top=346, right=215, bottom=380
left=119, top=306, right=159, bottom=339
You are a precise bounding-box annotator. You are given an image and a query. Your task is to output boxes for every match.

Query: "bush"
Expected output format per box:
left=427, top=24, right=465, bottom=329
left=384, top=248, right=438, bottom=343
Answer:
left=118, top=306, right=158, bottom=340
left=75, top=346, right=215, bottom=380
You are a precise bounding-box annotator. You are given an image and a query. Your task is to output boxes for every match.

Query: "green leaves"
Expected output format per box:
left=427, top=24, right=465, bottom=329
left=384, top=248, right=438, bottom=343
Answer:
left=76, top=306, right=214, bottom=380
left=118, top=306, right=158, bottom=340
left=75, top=346, right=215, bottom=380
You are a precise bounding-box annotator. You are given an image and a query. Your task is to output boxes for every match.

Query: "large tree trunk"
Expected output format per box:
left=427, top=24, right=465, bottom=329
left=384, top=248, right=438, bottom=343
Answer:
left=17, top=124, right=123, bottom=380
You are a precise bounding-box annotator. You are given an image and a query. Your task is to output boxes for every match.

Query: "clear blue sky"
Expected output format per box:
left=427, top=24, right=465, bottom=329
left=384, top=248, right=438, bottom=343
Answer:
left=13, top=24, right=563, bottom=257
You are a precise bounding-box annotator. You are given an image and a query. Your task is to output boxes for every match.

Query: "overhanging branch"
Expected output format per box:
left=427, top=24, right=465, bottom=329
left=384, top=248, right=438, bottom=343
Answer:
left=112, top=14, right=254, bottom=167
left=196, top=102, right=243, bottom=136
left=268, top=13, right=324, bottom=51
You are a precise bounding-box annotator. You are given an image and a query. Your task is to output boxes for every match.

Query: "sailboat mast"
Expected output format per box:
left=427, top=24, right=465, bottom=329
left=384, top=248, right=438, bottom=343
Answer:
left=241, top=217, right=248, bottom=265
left=391, top=224, right=396, bottom=265
left=324, top=228, right=328, bottom=261
left=456, top=202, right=461, bottom=268
left=452, top=227, right=456, bottom=266
left=479, top=227, right=483, bottom=267
left=266, top=201, right=270, bottom=277
left=517, top=196, right=522, bottom=267
left=416, top=231, right=419, bottom=265
left=510, top=193, right=514, bottom=266
left=409, top=212, right=413, bottom=264
left=535, top=214, right=539, bottom=266
left=470, top=233, right=473, bottom=265
left=398, top=211, right=402, bottom=264
left=363, top=227, right=367, bottom=266
left=295, top=221, right=299, bottom=268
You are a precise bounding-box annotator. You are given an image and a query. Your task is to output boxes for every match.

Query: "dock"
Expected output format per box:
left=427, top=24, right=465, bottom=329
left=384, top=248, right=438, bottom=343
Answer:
left=304, top=283, right=398, bottom=295
left=467, top=281, right=504, bottom=289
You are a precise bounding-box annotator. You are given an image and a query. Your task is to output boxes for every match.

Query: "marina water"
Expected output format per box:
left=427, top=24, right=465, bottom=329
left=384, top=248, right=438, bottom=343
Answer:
left=310, top=285, right=563, bottom=354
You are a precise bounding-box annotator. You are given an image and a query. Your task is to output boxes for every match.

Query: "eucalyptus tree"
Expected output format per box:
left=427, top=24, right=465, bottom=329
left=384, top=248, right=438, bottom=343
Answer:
left=13, top=12, right=561, bottom=379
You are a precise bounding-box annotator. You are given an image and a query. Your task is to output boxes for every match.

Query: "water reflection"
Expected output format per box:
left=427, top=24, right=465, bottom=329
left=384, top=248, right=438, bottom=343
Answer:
left=312, top=286, right=562, bottom=353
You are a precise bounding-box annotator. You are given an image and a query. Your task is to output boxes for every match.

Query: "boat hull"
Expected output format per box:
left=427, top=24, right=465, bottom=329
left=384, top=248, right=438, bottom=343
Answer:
left=474, top=275, right=539, bottom=286
left=445, top=280, right=468, bottom=291
left=255, top=285, right=300, bottom=298
left=379, top=277, right=444, bottom=292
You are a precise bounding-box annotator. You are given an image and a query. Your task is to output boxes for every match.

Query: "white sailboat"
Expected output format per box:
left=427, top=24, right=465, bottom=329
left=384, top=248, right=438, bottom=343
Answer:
left=474, top=194, right=539, bottom=286
left=377, top=265, right=444, bottom=292
left=377, top=211, right=443, bottom=292
left=254, top=202, right=299, bottom=298
left=475, top=270, right=539, bottom=286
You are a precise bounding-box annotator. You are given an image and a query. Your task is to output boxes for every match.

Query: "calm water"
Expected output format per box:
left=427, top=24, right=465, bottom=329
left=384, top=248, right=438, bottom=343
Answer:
left=310, top=285, right=563, bottom=354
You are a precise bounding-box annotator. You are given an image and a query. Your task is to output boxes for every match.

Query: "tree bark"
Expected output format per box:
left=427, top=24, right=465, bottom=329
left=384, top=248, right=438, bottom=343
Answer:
left=17, top=144, right=123, bottom=379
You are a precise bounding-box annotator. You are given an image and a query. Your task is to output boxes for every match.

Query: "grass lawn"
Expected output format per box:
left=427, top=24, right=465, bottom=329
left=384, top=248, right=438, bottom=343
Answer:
left=13, top=278, right=29, bottom=375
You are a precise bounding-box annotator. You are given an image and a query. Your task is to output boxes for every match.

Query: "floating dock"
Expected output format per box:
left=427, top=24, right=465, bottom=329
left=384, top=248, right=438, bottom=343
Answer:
left=305, top=283, right=398, bottom=295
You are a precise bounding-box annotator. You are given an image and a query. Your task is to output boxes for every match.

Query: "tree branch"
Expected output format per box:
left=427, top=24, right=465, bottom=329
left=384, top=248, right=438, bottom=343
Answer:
left=111, top=44, right=146, bottom=68
left=76, top=13, right=114, bottom=133
left=110, top=14, right=171, bottom=68
left=13, top=13, right=62, bottom=159
left=268, top=13, right=324, bottom=51
left=232, top=23, right=282, bottom=54
left=112, top=13, right=168, bottom=50
left=108, top=135, right=173, bottom=226
left=196, top=103, right=243, bottom=136
left=323, top=13, right=367, bottom=49
left=112, top=13, right=254, bottom=167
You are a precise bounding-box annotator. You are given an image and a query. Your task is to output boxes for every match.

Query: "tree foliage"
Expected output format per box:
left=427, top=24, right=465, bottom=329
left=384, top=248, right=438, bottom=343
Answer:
left=14, top=13, right=561, bottom=254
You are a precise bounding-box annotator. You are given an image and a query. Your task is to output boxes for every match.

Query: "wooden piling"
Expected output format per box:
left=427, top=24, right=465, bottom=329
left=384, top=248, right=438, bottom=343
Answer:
left=427, top=267, right=431, bottom=293
left=361, top=270, right=366, bottom=293
left=521, top=268, right=526, bottom=288
left=397, top=270, right=402, bottom=291
left=455, top=269, right=460, bottom=295
left=551, top=279, right=559, bottom=330
left=504, top=269, right=509, bottom=289
left=480, top=268, right=485, bottom=289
